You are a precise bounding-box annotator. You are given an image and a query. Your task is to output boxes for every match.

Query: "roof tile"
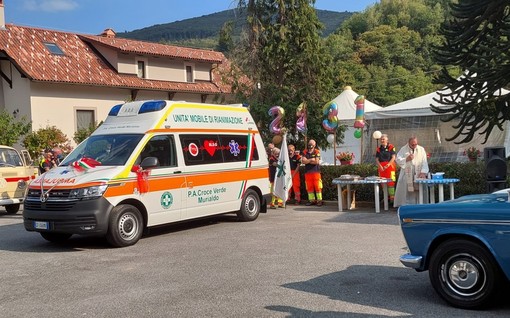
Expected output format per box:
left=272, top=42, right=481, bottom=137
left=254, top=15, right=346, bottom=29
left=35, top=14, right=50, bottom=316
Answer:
left=0, top=24, right=230, bottom=94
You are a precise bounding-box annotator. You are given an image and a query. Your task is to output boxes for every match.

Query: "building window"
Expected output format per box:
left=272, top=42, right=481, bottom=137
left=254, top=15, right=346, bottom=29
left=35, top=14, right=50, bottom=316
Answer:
left=76, top=109, right=95, bottom=131
left=43, top=42, right=64, bottom=55
left=186, top=65, right=194, bottom=82
left=137, top=61, right=145, bottom=78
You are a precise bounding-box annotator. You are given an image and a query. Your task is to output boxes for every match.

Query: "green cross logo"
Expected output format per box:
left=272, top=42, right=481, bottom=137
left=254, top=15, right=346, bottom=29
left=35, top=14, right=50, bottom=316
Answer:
left=276, top=159, right=286, bottom=178
left=161, top=191, right=173, bottom=209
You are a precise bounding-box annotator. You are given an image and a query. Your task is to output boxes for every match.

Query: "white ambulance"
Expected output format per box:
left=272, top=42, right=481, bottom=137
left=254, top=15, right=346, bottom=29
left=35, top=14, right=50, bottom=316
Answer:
left=23, top=100, right=270, bottom=247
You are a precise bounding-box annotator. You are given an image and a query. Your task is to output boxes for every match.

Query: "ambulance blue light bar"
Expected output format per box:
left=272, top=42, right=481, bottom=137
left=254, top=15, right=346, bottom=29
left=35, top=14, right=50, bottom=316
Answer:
left=108, top=104, right=123, bottom=116
left=139, top=100, right=167, bottom=114
left=107, top=100, right=167, bottom=116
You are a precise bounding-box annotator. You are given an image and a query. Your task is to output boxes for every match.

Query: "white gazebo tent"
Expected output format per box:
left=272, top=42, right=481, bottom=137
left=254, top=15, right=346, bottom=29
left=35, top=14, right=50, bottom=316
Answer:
left=321, top=86, right=382, bottom=164
left=363, top=90, right=510, bottom=163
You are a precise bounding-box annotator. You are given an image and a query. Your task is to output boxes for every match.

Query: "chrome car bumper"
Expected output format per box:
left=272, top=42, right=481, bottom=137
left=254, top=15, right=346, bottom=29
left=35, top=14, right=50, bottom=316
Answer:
left=399, top=253, right=423, bottom=269
left=0, top=198, right=23, bottom=205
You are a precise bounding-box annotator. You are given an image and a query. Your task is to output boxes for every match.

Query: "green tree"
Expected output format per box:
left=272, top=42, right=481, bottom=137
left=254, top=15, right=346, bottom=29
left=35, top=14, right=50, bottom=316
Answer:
left=0, top=111, right=31, bottom=146
left=432, top=0, right=510, bottom=143
left=217, top=21, right=234, bottom=53
left=232, top=0, right=339, bottom=148
left=73, top=121, right=103, bottom=144
left=330, top=0, right=448, bottom=105
left=23, top=126, right=72, bottom=158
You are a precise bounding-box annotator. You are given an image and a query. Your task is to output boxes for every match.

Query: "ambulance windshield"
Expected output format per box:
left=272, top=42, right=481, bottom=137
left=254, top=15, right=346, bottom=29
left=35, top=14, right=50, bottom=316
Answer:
left=61, top=134, right=144, bottom=166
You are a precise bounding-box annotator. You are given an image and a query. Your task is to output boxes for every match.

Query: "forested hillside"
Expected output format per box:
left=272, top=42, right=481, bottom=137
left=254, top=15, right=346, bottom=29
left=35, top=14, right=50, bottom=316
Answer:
left=118, top=9, right=352, bottom=44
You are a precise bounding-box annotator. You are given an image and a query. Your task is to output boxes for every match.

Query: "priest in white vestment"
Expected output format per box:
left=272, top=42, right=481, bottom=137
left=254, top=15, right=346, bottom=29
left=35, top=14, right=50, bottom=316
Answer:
left=394, top=137, right=429, bottom=207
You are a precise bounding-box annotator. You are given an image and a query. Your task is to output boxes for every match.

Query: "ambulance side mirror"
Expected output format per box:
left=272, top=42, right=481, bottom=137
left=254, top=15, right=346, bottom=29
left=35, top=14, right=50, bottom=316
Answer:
left=140, top=157, right=159, bottom=170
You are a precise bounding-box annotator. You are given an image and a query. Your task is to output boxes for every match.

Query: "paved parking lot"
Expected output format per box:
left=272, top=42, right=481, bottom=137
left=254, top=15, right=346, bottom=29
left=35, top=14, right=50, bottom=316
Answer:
left=1, top=204, right=509, bottom=317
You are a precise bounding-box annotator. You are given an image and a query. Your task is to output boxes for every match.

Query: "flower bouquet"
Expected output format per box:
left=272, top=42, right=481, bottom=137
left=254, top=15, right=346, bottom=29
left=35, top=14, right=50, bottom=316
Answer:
left=336, top=151, right=355, bottom=164
left=464, top=147, right=480, bottom=161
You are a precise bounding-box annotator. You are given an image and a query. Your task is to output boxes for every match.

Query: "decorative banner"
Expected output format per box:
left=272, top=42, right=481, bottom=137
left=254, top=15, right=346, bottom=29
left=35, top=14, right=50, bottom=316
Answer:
left=71, top=157, right=101, bottom=172
left=321, top=101, right=338, bottom=133
left=354, top=95, right=365, bottom=138
left=273, top=134, right=292, bottom=204
left=268, top=106, right=285, bottom=135
left=131, top=165, right=150, bottom=194
left=296, top=102, right=307, bottom=134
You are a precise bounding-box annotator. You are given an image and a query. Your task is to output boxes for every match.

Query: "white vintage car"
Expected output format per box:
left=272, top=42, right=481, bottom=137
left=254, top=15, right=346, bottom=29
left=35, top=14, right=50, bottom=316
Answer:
left=0, top=145, right=38, bottom=214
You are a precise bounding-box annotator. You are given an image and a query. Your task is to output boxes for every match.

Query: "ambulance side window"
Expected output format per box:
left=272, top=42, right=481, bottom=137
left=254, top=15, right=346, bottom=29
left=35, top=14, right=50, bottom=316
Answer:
left=180, top=134, right=259, bottom=165
left=180, top=135, right=223, bottom=165
left=140, top=135, right=176, bottom=168
left=219, top=135, right=259, bottom=162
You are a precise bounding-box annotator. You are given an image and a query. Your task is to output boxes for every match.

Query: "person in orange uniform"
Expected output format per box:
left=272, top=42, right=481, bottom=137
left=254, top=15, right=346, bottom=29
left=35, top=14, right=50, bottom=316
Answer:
left=375, top=134, right=397, bottom=203
left=301, top=139, right=323, bottom=206
left=287, top=144, right=302, bottom=204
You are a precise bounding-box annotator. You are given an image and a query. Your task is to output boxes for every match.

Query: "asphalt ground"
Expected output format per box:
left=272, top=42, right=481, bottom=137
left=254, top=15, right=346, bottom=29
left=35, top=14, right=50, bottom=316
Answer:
left=1, top=203, right=510, bottom=317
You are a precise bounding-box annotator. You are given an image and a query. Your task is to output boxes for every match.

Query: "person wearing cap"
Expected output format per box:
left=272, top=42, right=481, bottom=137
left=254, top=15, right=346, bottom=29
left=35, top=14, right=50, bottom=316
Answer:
left=301, top=139, right=323, bottom=206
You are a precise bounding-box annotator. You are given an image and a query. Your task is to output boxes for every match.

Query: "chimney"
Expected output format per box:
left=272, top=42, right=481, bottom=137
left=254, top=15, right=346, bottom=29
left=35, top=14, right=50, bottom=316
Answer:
left=0, top=0, right=5, bottom=30
left=100, top=28, right=116, bottom=38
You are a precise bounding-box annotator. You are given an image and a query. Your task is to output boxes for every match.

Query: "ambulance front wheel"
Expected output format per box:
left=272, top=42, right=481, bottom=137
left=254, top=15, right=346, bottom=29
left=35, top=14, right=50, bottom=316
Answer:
left=106, top=204, right=143, bottom=247
left=237, top=189, right=260, bottom=221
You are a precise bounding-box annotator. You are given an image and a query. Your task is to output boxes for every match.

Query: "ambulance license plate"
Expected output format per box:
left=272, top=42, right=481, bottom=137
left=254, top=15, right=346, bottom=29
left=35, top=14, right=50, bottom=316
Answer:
left=34, top=221, right=49, bottom=230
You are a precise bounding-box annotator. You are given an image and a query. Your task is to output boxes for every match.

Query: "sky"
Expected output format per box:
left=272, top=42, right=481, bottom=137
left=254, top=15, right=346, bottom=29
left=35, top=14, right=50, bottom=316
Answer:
left=3, top=0, right=379, bottom=35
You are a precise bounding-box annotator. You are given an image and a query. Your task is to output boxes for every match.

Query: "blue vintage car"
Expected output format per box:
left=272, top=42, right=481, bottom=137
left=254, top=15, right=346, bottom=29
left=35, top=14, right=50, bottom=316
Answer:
left=398, top=192, right=510, bottom=309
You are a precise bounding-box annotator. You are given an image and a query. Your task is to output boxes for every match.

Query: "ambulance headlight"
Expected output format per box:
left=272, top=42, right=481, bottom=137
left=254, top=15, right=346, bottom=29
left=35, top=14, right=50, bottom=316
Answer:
left=69, top=185, right=108, bottom=199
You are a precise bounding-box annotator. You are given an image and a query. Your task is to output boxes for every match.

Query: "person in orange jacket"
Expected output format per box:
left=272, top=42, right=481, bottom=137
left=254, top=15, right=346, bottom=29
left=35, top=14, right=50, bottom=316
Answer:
left=375, top=134, right=397, bottom=203
left=301, top=139, right=323, bottom=206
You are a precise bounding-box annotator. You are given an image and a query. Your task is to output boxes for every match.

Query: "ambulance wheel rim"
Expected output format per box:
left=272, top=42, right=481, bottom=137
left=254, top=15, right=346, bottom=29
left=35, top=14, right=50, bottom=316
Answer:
left=118, top=212, right=138, bottom=240
left=244, top=195, right=258, bottom=216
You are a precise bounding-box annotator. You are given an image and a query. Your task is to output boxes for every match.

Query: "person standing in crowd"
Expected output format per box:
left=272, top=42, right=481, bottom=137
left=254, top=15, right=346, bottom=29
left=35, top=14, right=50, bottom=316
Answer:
left=51, top=147, right=63, bottom=165
left=39, top=151, right=56, bottom=174
left=287, top=144, right=302, bottom=204
left=394, top=136, right=429, bottom=207
left=266, top=143, right=275, bottom=158
left=268, top=147, right=283, bottom=209
left=375, top=134, right=397, bottom=204
left=301, top=139, right=323, bottom=206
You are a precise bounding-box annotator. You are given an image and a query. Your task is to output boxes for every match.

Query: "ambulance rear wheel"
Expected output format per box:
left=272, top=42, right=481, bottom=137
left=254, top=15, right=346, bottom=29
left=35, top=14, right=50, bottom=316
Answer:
left=106, top=204, right=143, bottom=247
left=237, top=189, right=260, bottom=221
left=5, top=204, right=20, bottom=214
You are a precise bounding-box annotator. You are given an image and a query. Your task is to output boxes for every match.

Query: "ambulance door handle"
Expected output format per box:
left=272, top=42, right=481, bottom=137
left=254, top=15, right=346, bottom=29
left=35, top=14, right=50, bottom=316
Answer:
left=174, top=170, right=182, bottom=174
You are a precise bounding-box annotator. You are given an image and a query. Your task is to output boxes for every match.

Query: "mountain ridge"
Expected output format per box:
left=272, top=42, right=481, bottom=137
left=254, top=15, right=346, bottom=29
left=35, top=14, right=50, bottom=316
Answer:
left=117, top=9, right=352, bottom=44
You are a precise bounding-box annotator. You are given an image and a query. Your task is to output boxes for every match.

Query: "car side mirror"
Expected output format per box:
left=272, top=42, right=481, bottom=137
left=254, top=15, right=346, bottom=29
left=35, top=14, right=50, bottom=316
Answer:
left=140, top=156, right=159, bottom=170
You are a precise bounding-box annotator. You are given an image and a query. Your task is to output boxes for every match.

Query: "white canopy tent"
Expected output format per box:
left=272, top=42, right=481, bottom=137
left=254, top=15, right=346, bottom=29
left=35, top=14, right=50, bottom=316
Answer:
left=321, top=86, right=382, bottom=165
left=363, top=89, right=510, bottom=162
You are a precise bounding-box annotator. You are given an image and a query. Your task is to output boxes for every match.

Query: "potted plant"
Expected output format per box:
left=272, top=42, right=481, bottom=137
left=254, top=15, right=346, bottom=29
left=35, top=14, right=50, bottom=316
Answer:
left=336, top=151, right=355, bottom=165
left=464, top=146, right=480, bottom=161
